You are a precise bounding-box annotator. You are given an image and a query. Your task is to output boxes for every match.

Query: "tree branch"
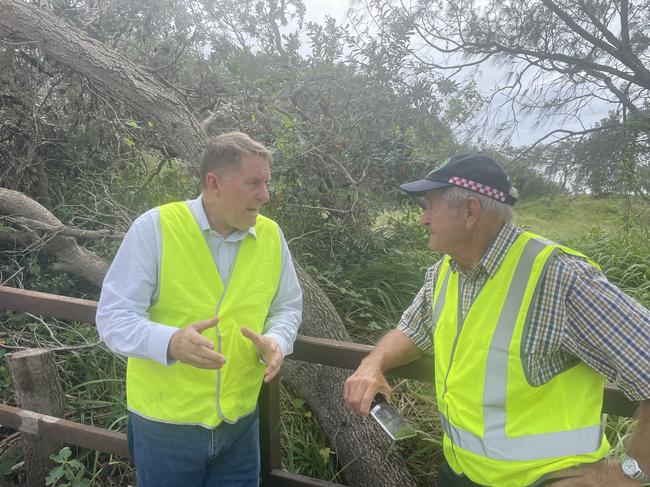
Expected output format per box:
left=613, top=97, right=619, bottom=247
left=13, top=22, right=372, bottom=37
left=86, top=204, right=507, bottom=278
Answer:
left=0, top=0, right=206, bottom=161
left=541, top=0, right=650, bottom=87
left=620, top=0, right=631, bottom=49
left=5, top=216, right=124, bottom=240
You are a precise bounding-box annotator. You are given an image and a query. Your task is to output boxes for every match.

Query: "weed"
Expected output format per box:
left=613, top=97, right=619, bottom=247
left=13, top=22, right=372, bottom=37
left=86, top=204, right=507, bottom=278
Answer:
left=46, top=447, right=90, bottom=487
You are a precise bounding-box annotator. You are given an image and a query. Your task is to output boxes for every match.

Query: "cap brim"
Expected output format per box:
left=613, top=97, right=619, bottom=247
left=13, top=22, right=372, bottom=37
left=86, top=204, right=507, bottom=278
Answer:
left=399, top=179, right=450, bottom=196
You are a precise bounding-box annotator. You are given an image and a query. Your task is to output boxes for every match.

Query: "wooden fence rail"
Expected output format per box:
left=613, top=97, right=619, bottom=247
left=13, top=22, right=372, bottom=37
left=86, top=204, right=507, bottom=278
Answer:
left=0, top=285, right=640, bottom=486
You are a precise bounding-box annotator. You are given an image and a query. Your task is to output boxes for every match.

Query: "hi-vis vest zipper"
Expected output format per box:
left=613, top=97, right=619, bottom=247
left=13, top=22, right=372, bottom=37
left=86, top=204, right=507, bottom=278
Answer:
left=432, top=231, right=610, bottom=486
left=126, top=201, right=281, bottom=427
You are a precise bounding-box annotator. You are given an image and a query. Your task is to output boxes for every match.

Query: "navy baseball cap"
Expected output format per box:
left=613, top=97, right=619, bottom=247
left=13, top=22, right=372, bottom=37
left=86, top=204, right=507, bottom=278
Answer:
left=399, top=154, right=518, bottom=205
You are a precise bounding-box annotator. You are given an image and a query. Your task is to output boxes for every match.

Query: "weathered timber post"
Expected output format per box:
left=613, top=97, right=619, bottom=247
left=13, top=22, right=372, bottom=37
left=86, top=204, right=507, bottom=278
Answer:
left=7, top=348, right=65, bottom=487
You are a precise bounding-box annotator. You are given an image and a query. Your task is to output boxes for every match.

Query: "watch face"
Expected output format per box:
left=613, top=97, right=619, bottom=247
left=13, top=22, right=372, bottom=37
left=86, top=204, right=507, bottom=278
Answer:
left=622, top=456, right=639, bottom=477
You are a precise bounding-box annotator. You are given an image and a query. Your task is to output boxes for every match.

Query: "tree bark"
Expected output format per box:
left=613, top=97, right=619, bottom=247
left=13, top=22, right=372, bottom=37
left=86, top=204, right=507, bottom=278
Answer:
left=6, top=349, right=65, bottom=487
left=0, top=3, right=419, bottom=485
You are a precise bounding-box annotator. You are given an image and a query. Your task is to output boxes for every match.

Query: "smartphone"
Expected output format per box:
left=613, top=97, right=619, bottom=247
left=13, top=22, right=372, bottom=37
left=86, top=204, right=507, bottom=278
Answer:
left=369, top=394, right=416, bottom=441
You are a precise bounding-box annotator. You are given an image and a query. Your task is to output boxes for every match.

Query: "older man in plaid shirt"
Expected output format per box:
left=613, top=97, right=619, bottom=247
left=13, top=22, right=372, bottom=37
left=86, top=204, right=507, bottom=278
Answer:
left=344, top=154, right=649, bottom=487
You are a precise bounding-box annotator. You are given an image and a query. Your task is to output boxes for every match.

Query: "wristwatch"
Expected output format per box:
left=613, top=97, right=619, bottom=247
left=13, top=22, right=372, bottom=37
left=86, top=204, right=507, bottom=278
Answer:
left=621, top=454, right=650, bottom=483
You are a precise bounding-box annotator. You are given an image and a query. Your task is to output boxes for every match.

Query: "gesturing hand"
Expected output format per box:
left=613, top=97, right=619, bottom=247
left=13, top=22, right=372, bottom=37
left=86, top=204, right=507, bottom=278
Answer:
left=240, top=326, right=282, bottom=383
left=168, top=317, right=226, bottom=369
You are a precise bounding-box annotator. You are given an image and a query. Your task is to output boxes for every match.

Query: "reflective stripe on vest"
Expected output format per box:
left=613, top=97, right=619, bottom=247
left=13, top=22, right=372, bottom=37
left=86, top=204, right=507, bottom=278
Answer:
left=126, top=202, right=282, bottom=427
left=433, top=232, right=609, bottom=486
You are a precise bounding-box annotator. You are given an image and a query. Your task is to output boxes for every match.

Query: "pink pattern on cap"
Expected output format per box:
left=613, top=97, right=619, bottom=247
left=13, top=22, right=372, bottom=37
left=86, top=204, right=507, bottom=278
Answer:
left=448, top=176, right=507, bottom=202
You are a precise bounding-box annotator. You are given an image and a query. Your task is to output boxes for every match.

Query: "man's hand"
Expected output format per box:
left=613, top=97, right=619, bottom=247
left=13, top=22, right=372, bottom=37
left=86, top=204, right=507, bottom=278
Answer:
left=344, top=362, right=393, bottom=416
left=547, top=458, right=643, bottom=486
left=240, top=326, right=282, bottom=383
left=168, top=317, right=226, bottom=369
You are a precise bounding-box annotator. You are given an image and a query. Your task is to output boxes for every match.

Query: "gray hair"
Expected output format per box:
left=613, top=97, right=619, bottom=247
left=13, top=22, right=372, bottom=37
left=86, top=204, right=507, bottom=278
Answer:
left=199, top=132, right=272, bottom=189
left=444, top=185, right=515, bottom=224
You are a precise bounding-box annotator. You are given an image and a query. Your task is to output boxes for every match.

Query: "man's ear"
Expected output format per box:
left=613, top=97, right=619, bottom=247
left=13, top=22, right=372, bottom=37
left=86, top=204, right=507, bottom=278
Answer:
left=465, top=196, right=482, bottom=229
left=205, top=171, right=221, bottom=193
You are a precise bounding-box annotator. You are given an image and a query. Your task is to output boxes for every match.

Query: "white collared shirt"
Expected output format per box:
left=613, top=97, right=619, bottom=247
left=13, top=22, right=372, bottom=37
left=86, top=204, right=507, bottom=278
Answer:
left=96, top=196, right=302, bottom=365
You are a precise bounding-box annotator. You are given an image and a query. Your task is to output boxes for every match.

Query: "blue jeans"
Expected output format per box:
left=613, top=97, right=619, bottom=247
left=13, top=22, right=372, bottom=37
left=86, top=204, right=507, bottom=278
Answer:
left=127, top=411, right=260, bottom=487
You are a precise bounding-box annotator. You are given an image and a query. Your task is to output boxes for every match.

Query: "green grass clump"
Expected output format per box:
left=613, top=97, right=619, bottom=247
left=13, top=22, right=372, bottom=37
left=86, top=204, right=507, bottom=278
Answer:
left=279, top=383, right=344, bottom=483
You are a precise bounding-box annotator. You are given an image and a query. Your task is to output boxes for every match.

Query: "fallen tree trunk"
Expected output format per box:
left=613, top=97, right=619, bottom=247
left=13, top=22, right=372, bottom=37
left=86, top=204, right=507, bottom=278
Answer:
left=0, top=2, right=418, bottom=485
left=0, top=188, right=110, bottom=288
left=286, top=266, right=418, bottom=486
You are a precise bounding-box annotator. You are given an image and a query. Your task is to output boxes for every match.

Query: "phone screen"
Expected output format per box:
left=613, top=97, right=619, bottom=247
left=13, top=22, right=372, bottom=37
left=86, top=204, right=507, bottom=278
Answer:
left=370, top=399, right=416, bottom=441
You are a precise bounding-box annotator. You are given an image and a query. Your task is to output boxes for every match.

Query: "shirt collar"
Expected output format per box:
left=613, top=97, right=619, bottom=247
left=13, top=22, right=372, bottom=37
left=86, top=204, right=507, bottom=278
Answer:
left=189, top=195, right=257, bottom=240
left=449, top=222, right=522, bottom=278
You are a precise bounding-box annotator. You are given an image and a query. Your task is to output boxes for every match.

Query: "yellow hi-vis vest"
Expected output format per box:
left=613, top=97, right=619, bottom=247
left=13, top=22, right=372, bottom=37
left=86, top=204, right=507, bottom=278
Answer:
left=433, top=231, right=610, bottom=486
left=126, top=201, right=282, bottom=427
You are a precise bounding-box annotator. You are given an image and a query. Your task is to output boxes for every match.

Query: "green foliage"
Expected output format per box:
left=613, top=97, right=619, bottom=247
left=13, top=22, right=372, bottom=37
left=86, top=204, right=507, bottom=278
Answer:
left=46, top=447, right=90, bottom=487
left=280, top=383, right=343, bottom=482
left=112, top=156, right=196, bottom=211
left=530, top=113, right=650, bottom=198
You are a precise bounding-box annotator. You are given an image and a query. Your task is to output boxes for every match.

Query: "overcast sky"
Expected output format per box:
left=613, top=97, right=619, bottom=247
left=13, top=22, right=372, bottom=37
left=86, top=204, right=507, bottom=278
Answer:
left=300, top=0, right=613, bottom=147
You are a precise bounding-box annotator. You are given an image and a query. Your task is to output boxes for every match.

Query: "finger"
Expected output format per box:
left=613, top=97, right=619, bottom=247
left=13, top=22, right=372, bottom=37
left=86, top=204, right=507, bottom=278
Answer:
left=189, top=332, right=216, bottom=350
left=183, top=349, right=226, bottom=369
left=194, top=347, right=226, bottom=365
left=380, top=384, right=393, bottom=402
left=359, top=385, right=378, bottom=416
left=343, top=378, right=352, bottom=404
left=262, top=347, right=281, bottom=381
left=263, top=362, right=279, bottom=382
left=192, top=317, right=219, bottom=333
left=346, top=380, right=369, bottom=413
left=186, top=353, right=225, bottom=369
left=240, top=326, right=261, bottom=344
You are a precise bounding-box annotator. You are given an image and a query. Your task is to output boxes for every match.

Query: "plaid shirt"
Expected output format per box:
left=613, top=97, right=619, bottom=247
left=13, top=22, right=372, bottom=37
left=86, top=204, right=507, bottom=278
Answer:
left=398, top=223, right=650, bottom=401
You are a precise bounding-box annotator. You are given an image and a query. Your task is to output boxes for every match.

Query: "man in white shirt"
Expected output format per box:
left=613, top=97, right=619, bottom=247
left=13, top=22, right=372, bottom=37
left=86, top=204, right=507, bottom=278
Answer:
left=96, top=132, right=302, bottom=487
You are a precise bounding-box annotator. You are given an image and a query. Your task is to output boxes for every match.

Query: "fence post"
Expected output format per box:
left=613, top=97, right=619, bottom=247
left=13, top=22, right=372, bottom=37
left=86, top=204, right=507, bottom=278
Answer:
left=7, top=348, right=65, bottom=487
left=259, top=376, right=281, bottom=486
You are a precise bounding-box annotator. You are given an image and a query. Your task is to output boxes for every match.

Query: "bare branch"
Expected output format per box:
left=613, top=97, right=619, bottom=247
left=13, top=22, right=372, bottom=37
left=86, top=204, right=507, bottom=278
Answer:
left=541, top=0, right=650, bottom=87
left=514, top=124, right=615, bottom=161
left=5, top=216, right=125, bottom=240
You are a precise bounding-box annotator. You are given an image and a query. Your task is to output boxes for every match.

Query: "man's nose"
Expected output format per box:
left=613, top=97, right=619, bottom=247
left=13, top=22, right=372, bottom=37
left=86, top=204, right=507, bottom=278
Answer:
left=258, top=185, right=270, bottom=203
